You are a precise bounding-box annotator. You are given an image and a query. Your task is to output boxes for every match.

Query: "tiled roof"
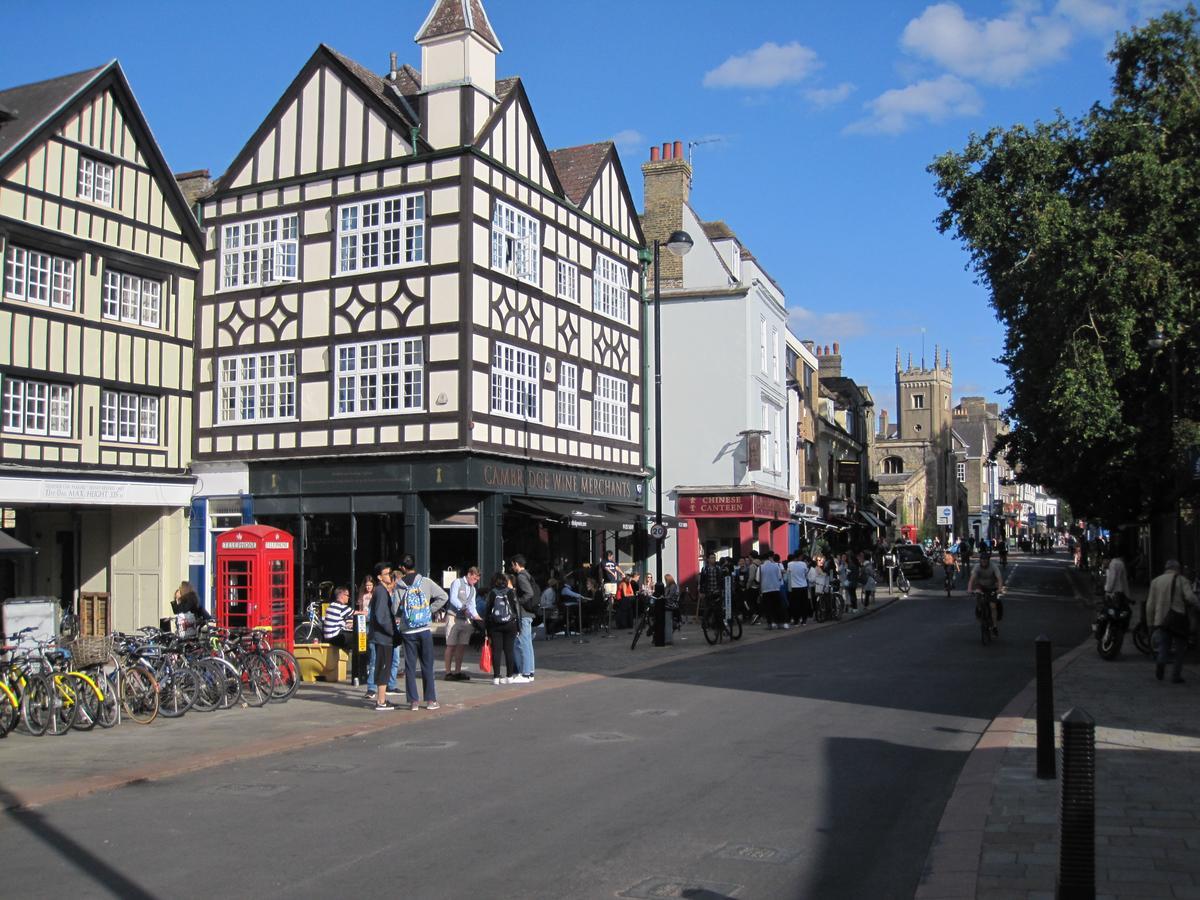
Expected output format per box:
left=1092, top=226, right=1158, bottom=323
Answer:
left=702, top=220, right=737, bottom=241
left=549, top=141, right=611, bottom=205
left=324, top=46, right=421, bottom=130
left=0, top=64, right=107, bottom=164
left=495, top=76, right=518, bottom=103
left=415, top=0, right=502, bottom=51
left=956, top=420, right=989, bottom=458
left=877, top=472, right=920, bottom=486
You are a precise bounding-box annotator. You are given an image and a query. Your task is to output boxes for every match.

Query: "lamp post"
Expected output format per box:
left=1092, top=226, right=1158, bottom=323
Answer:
left=649, top=230, right=693, bottom=592
left=1149, top=326, right=1181, bottom=560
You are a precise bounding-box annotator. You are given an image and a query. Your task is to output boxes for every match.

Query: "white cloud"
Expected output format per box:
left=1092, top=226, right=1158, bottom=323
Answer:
left=805, top=82, right=856, bottom=108
left=703, top=41, right=821, bottom=89
left=610, top=129, right=644, bottom=150
left=901, top=3, right=1073, bottom=85
left=1053, top=0, right=1127, bottom=33
left=845, top=75, right=982, bottom=136
left=788, top=307, right=871, bottom=343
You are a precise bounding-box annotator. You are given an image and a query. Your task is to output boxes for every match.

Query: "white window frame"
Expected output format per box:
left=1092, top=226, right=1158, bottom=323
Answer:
left=912, top=394, right=926, bottom=409
left=1, top=377, right=71, bottom=438
left=556, top=362, right=578, bottom=429
left=99, top=389, right=159, bottom=444
left=760, top=317, right=768, bottom=373
left=336, top=193, right=425, bottom=276
left=957, top=462, right=967, bottom=483
left=333, top=337, right=424, bottom=417
left=771, top=327, right=780, bottom=382
left=774, top=406, right=783, bottom=474
left=78, top=156, right=114, bottom=206
left=489, top=342, right=540, bottom=422
left=3, top=245, right=75, bottom=310
left=593, top=373, right=629, bottom=440
left=593, top=254, right=630, bottom=323
left=102, top=268, right=161, bottom=327
left=217, top=351, right=297, bottom=424
left=220, top=213, right=299, bottom=289
left=490, top=200, right=540, bottom=285
left=556, top=259, right=578, bottom=303
left=761, top=401, right=773, bottom=472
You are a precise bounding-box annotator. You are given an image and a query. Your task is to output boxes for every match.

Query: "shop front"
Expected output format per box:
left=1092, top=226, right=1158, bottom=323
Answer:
left=674, top=489, right=792, bottom=595
left=246, top=455, right=645, bottom=608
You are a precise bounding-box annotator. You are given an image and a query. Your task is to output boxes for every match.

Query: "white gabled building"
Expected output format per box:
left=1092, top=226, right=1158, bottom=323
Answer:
left=0, top=63, right=202, bottom=632
left=190, top=0, right=647, bottom=598
left=640, top=142, right=792, bottom=595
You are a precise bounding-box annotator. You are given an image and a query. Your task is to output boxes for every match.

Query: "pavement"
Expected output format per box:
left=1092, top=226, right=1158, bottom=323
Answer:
left=917, top=561, right=1200, bottom=900
left=0, top=587, right=907, bottom=811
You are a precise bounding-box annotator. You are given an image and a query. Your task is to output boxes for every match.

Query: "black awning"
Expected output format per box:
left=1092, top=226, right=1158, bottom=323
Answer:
left=509, top=498, right=636, bottom=531
left=858, top=510, right=884, bottom=529
left=0, top=531, right=37, bottom=558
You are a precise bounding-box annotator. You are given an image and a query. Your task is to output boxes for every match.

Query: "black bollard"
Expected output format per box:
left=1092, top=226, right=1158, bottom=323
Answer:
left=1036, top=635, right=1056, bottom=780
left=1056, top=708, right=1096, bottom=900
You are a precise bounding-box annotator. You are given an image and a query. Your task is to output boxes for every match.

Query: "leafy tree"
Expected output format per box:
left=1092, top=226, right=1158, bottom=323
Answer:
left=930, top=7, right=1200, bottom=525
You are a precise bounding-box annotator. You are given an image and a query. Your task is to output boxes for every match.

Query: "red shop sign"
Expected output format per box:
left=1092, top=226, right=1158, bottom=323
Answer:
left=677, top=494, right=790, bottom=520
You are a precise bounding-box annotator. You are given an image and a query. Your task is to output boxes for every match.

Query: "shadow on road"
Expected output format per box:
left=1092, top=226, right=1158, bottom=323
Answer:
left=0, top=782, right=157, bottom=899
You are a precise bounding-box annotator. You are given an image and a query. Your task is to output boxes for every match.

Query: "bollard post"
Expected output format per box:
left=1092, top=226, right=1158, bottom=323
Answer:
left=1056, top=708, right=1095, bottom=900
left=1036, top=635, right=1055, bottom=780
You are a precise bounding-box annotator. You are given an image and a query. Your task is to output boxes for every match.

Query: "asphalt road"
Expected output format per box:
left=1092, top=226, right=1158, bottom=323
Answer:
left=0, top=554, right=1090, bottom=900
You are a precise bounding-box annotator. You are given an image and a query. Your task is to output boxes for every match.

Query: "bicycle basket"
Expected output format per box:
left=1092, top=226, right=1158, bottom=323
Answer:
left=63, top=636, right=114, bottom=668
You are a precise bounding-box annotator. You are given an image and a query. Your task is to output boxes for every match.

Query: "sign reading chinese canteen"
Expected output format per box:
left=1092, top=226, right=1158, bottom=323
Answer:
left=677, top=494, right=790, bottom=520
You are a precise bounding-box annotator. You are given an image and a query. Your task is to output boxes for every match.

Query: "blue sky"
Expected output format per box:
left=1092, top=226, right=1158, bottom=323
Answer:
left=0, top=0, right=1181, bottom=419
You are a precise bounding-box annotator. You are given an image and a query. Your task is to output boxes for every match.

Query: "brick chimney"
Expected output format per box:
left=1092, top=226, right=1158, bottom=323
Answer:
left=878, top=407, right=889, bottom=438
left=641, top=139, right=692, bottom=287
left=817, top=340, right=843, bottom=379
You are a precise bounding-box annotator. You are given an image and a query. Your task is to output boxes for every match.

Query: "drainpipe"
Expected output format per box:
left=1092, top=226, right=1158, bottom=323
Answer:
left=638, top=244, right=654, bottom=576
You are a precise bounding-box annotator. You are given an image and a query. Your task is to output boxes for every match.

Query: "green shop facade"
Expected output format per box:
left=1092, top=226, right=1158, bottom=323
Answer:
left=248, top=456, right=647, bottom=603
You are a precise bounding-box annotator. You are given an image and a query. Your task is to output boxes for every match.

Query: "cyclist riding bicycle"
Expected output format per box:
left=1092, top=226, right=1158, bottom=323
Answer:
left=942, top=548, right=960, bottom=584
left=967, top=551, right=1005, bottom=637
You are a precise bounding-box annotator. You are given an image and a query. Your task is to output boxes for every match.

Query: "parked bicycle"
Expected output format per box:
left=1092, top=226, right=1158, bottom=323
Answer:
left=700, top=595, right=742, bottom=645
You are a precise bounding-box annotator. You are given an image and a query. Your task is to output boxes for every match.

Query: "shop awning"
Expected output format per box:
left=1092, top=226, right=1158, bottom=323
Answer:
left=0, top=531, right=37, bottom=558
left=872, top=498, right=898, bottom=520
left=509, top=499, right=636, bottom=531
left=640, top=512, right=687, bottom=529
left=859, top=510, right=884, bottom=530
left=798, top=515, right=832, bottom=528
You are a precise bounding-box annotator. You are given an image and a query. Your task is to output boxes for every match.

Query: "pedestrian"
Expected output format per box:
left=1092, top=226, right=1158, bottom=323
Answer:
left=859, top=552, right=876, bottom=608
left=614, top=570, right=636, bottom=629
left=171, top=582, right=203, bottom=638
left=444, top=566, right=483, bottom=681
left=759, top=551, right=787, bottom=630
left=786, top=552, right=811, bottom=625
left=1104, top=551, right=1131, bottom=604
left=510, top=554, right=539, bottom=683
left=393, top=554, right=448, bottom=711
left=846, top=551, right=861, bottom=613
left=364, top=570, right=401, bottom=702
left=663, top=573, right=681, bottom=633
left=602, top=550, right=621, bottom=600
left=322, top=585, right=355, bottom=655
left=1145, top=559, right=1199, bottom=684
left=484, top=572, right=519, bottom=684
left=539, top=576, right=561, bottom=637
left=700, top=553, right=724, bottom=621
left=368, top=562, right=400, bottom=711
left=747, top=551, right=762, bottom=622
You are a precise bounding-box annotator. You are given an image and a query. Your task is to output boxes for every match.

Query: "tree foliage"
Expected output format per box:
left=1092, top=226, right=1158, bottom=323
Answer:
left=930, top=6, right=1200, bottom=524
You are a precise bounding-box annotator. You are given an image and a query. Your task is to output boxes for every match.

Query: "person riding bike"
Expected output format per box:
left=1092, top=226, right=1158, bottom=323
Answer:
left=967, top=551, right=1006, bottom=637
left=997, top=538, right=1009, bottom=567
left=941, top=548, right=960, bottom=588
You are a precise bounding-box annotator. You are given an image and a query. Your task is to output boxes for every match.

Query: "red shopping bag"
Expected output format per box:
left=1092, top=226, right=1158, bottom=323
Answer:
left=480, top=637, right=493, bottom=674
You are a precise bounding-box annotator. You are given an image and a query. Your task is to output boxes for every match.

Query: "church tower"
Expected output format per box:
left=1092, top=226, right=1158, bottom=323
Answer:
left=896, top=345, right=953, bottom=443
left=415, top=0, right=503, bottom=149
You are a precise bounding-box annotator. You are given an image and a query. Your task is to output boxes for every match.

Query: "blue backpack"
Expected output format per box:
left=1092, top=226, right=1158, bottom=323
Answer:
left=396, top=575, right=431, bottom=630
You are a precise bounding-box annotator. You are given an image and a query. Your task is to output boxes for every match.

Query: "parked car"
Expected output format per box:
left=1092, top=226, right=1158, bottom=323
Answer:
left=895, top=544, right=934, bottom=580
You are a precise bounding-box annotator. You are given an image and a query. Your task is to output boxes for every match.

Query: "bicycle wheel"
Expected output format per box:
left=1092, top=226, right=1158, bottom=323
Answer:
left=631, top=617, right=646, bottom=650
left=20, top=673, right=54, bottom=736
left=269, top=649, right=300, bottom=702
left=293, top=622, right=319, bottom=645
left=46, top=676, right=77, bottom=735
left=121, top=666, right=160, bottom=725
left=701, top=611, right=720, bottom=645
left=0, top=682, right=20, bottom=736
left=67, top=674, right=102, bottom=731
left=727, top=616, right=743, bottom=641
left=190, top=659, right=222, bottom=712
left=158, top=665, right=199, bottom=718
left=898, top=574, right=911, bottom=595
left=240, top=654, right=273, bottom=707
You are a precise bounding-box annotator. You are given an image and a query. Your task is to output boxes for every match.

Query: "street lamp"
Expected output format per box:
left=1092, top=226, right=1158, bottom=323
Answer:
left=1148, top=324, right=1181, bottom=559
left=649, top=230, right=693, bottom=596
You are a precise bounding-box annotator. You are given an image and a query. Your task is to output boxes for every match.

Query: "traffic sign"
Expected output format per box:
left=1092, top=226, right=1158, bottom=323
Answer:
left=649, top=523, right=668, bottom=540
left=936, top=506, right=954, bottom=526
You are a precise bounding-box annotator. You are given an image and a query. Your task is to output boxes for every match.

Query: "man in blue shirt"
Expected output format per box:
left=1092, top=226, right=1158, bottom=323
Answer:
left=759, top=553, right=787, bottom=630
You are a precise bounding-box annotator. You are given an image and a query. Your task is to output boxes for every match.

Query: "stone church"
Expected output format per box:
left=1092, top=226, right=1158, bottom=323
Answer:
left=871, top=348, right=968, bottom=541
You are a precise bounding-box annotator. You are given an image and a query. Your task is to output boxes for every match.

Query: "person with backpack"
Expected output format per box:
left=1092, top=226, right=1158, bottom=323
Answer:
left=510, top=555, right=539, bottom=683
left=392, top=554, right=448, bottom=711
left=483, top=572, right=520, bottom=684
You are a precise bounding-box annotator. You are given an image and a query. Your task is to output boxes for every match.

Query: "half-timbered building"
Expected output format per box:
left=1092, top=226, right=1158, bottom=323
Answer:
left=192, top=0, right=646, bottom=594
left=0, top=63, right=202, bottom=631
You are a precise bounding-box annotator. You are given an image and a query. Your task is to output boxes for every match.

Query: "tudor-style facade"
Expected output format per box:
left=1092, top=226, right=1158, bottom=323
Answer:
left=0, top=63, right=202, bottom=631
left=191, top=0, right=645, bottom=595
